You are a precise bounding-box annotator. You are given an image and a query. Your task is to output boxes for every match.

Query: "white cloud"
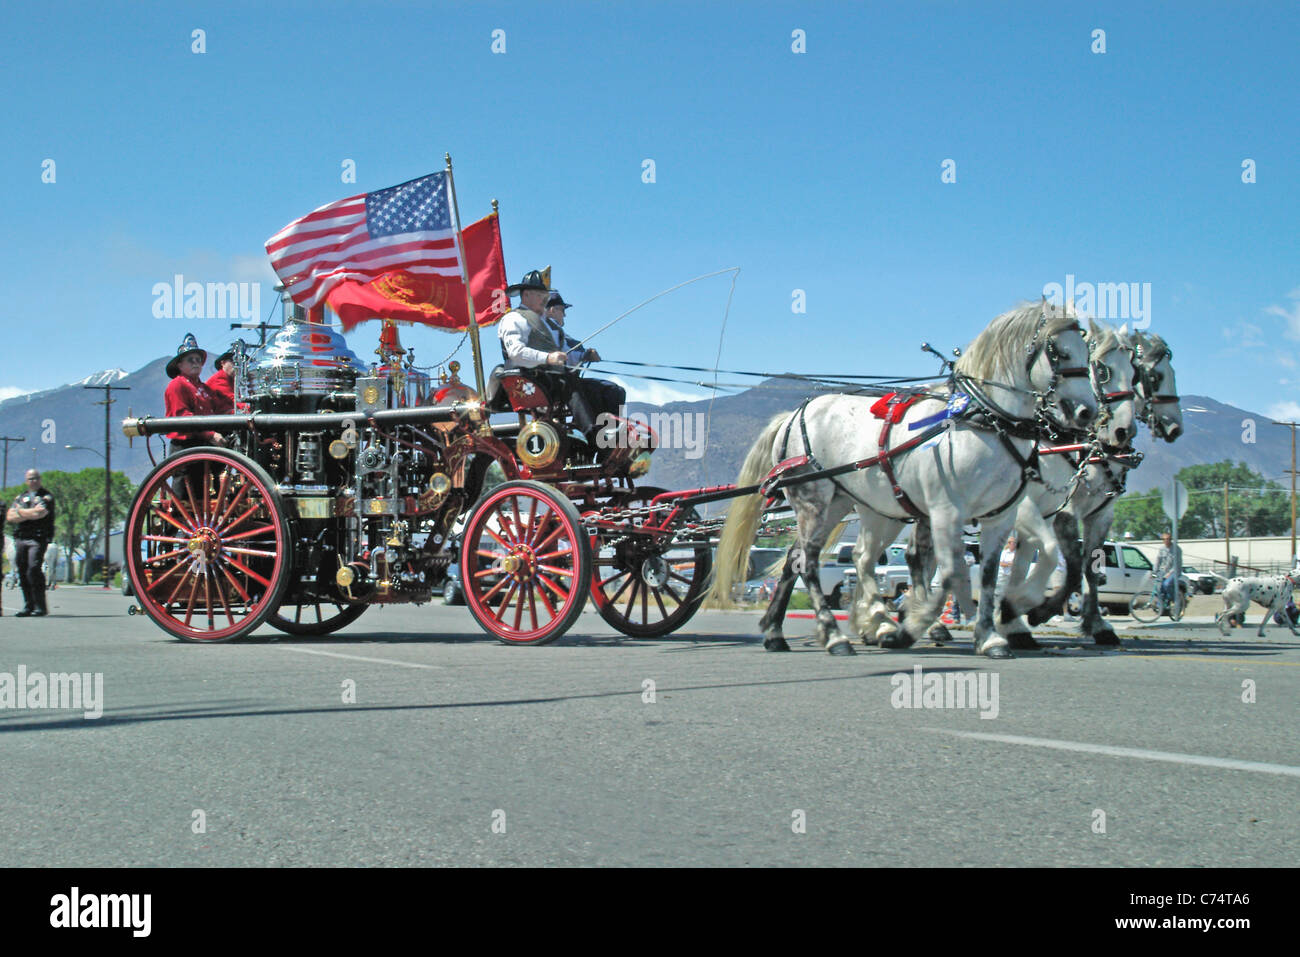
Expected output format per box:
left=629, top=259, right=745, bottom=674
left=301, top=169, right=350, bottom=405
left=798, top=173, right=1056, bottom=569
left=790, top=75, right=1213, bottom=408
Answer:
left=1265, top=287, right=1300, bottom=340
left=606, top=375, right=718, bottom=406
left=0, top=386, right=33, bottom=401
left=1265, top=400, right=1300, bottom=421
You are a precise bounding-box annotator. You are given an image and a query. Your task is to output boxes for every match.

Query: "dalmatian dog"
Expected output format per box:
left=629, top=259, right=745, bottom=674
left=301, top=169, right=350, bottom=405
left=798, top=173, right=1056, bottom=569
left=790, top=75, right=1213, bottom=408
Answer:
left=1216, top=570, right=1300, bottom=637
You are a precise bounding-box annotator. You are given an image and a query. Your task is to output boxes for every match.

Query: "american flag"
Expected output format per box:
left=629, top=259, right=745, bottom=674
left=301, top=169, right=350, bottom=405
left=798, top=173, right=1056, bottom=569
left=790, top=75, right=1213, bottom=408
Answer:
left=266, top=172, right=463, bottom=309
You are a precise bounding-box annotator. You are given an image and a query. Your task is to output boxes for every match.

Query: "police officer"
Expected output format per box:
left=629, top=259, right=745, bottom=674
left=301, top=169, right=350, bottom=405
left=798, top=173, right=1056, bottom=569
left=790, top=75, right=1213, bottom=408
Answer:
left=5, top=469, right=55, bottom=617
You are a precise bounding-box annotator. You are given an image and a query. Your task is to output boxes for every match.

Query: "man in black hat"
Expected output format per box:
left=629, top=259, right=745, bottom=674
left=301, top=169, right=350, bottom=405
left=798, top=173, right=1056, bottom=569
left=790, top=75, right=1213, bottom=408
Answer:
left=163, top=333, right=226, bottom=453
left=206, top=349, right=236, bottom=414
left=5, top=469, right=55, bottom=616
left=543, top=290, right=626, bottom=438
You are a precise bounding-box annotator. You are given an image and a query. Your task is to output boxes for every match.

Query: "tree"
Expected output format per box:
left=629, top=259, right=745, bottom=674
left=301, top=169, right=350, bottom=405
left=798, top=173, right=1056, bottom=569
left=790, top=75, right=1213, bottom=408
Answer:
left=1112, top=461, right=1291, bottom=540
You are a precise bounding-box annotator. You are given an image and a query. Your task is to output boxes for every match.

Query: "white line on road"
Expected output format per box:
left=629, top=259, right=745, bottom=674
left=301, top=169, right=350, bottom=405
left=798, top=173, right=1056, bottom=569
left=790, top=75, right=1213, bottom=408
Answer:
left=276, top=647, right=443, bottom=670
left=926, top=729, right=1300, bottom=778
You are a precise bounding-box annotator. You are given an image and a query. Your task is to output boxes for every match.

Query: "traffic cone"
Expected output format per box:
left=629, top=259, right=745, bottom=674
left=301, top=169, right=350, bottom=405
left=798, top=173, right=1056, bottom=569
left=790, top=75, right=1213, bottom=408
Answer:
left=939, top=594, right=957, bottom=625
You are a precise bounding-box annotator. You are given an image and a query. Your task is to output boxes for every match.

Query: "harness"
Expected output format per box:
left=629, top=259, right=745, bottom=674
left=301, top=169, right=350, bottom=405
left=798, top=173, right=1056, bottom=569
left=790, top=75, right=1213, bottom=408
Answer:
left=763, top=309, right=1092, bottom=523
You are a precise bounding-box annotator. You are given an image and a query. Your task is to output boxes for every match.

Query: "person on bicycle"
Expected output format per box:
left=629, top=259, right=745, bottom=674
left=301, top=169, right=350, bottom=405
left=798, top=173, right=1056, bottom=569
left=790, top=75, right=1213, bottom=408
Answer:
left=1154, top=531, right=1182, bottom=613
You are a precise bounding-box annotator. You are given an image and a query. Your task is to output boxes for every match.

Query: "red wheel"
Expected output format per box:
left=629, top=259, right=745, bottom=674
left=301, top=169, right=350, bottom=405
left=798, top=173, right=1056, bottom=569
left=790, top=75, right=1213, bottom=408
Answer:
left=590, top=488, right=712, bottom=638
left=460, top=480, right=591, bottom=644
left=125, top=448, right=292, bottom=642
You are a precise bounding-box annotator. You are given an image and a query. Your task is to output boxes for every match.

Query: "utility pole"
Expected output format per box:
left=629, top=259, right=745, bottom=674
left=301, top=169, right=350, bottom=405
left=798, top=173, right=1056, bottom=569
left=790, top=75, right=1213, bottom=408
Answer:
left=0, top=435, right=26, bottom=488
left=1277, top=421, right=1298, bottom=565
left=85, top=383, right=130, bottom=588
left=1224, top=481, right=1231, bottom=569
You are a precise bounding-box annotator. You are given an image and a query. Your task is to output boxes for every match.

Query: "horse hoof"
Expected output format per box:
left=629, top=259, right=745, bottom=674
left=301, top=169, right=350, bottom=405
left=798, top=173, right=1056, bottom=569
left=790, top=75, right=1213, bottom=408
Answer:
left=927, top=623, right=952, bottom=642
left=1092, top=629, right=1120, bottom=646
left=1006, top=631, right=1040, bottom=650
left=983, top=644, right=1015, bottom=659
left=1026, top=608, right=1052, bottom=627
left=827, top=639, right=856, bottom=656
left=764, top=636, right=791, bottom=652
left=881, top=629, right=916, bottom=649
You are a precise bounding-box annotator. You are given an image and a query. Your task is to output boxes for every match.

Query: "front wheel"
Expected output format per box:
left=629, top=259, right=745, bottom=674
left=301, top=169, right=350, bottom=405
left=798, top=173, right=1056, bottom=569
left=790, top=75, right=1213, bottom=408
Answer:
left=267, top=598, right=368, bottom=636
left=1129, top=589, right=1160, bottom=623
left=1169, top=584, right=1188, bottom=622
left=460, top=481, right=592, bottom=645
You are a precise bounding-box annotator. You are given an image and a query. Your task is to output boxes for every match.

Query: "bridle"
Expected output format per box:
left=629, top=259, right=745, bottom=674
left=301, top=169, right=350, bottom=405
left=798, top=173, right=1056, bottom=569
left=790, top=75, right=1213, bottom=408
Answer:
left=1023, top=312, right=1093, bottom=437
left=1133, top=339, right=1180, bottom=435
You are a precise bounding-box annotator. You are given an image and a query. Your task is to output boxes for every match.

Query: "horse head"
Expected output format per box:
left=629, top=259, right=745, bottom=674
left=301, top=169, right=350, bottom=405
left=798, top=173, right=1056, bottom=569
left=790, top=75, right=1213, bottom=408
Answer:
left=955, top=301, right=1097, bottom=433
left=1086, top=319, right=1138, bottom=448
left=1132, top=330, right=1182, bottom=442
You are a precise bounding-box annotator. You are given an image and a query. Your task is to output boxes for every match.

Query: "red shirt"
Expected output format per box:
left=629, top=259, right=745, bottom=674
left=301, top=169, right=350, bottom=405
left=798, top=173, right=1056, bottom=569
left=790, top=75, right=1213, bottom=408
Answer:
left=205, top=369, right=235, bottom=413
left=164, top=375, right=222, bottom=442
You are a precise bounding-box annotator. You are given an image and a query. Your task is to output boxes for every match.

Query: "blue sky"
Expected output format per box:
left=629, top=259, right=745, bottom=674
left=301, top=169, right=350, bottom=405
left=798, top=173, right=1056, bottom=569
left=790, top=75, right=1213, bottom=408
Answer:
left=3, top=0, right=1298, bottom=418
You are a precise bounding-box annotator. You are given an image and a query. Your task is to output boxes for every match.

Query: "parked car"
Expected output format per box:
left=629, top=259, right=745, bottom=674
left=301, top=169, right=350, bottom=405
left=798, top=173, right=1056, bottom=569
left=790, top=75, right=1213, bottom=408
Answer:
left=1181, top=563, right=1226, bottom=595
left=443, top=563, right=464, bottom=605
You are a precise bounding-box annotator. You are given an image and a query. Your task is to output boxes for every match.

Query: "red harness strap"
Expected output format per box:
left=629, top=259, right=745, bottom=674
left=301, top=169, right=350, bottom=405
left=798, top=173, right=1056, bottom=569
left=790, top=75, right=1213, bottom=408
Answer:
left=876, top=415, right=927, bottom=519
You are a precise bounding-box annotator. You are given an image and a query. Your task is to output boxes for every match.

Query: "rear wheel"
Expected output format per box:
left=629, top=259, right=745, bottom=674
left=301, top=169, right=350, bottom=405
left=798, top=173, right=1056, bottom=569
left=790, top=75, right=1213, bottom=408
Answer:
left=125, top=448, right=292, bottom=642
left=590, top=488, right=712, bottom=638
left=1169, top=584, right=1188, bottom=622
left=460, top=481, right=591, bottom=644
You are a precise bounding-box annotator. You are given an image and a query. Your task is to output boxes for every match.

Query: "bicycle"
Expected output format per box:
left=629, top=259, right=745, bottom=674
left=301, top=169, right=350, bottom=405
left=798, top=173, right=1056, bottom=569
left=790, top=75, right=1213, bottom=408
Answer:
left=1129, top=575, right=1187, bottom=623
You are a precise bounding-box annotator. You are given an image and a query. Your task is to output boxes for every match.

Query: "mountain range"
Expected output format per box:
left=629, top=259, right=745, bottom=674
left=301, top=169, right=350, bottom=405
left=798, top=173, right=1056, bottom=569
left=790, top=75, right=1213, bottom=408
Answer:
left=1, top=359, right=1292, bottom=503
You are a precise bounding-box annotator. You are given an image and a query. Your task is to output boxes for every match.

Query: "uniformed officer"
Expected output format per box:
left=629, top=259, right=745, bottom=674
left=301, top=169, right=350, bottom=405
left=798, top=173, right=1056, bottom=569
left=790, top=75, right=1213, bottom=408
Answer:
left=206, top=349, right=236, bottom=414
left=163, top=333, right=226, bottom=453
left=5, top=469, right=55, bottom=617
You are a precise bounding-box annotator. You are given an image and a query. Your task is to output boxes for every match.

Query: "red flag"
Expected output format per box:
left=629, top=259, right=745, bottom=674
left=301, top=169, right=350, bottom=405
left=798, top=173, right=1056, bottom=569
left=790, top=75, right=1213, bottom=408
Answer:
left=327, top=212, right=508, bottom=332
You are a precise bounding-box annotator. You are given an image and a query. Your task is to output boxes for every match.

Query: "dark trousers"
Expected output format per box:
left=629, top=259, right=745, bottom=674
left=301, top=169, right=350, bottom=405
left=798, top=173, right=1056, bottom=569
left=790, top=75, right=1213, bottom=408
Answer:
left=15, top=539, right=48, bottom=613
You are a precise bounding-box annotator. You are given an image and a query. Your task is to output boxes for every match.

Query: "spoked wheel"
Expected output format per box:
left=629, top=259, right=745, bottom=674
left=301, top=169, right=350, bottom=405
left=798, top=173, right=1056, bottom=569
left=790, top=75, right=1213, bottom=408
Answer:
left=267, top=596, right=368, bottom=636
left=125, top=448, right=292, bottom=642
left=460, top=480, right=592, bottom=645
left=589, top=487, right=713, bottom=638
left=1128, top=589, right=1160, bottom=623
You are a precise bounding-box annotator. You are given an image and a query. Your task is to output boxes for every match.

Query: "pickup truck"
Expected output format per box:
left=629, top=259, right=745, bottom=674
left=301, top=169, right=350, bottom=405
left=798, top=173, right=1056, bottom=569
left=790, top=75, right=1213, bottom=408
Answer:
left=1093, top=541, right=1190, bottom=613
left=821, top=542, right=911, bottom=609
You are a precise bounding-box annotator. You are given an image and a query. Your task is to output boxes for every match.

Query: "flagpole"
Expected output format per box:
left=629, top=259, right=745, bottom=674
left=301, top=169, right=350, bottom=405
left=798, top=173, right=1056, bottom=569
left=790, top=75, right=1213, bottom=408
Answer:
left=444, top=153, right=487, bottom=396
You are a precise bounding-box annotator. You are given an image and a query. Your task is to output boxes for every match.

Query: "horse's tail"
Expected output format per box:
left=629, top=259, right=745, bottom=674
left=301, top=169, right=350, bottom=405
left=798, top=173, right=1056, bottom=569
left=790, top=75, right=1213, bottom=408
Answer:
left=705, top=413, right=790, bottom=608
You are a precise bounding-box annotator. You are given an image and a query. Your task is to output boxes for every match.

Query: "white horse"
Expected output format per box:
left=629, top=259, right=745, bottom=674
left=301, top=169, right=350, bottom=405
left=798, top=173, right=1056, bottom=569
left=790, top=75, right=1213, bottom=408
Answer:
left=981, top=321, right=1142, bottom=647
left=708, top=302, right=1099, bottom=659
left=1030, top=330, right=1183, bottom=645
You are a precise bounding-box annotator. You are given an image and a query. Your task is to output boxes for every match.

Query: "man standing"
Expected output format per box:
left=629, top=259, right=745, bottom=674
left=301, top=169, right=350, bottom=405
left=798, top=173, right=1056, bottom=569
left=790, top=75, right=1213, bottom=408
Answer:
left=5, top=469, right=55, bottom=617
left=1154, top=531, right=1182, bottom=613
left=163, top=333, right=226, bottom=454
left=206, top=350, right=236, bottom=414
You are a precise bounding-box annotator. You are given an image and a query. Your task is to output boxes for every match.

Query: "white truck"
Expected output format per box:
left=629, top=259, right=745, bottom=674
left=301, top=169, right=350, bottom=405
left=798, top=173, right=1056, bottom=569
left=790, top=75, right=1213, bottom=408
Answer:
left=821, top=542, right=911, bottom=609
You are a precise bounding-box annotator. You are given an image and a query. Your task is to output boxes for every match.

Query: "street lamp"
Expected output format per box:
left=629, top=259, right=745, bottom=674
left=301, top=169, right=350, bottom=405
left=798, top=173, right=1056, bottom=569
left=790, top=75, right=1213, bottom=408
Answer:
left=65, top=444, right=113, bottom=590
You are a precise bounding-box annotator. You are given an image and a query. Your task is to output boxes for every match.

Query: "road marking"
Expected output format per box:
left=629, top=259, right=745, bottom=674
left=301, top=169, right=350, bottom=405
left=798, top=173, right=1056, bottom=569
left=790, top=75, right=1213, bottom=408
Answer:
left=926, top=729, right=1300, bottom=778
left=277, top=647, right=442, bottom=670
left=1127, top=654, right=1300, bottom=667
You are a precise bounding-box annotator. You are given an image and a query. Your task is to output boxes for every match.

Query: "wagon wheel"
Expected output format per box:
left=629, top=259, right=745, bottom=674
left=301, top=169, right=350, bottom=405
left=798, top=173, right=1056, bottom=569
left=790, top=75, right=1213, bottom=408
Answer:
left=460, top=480, right=592, bottom=645
left=267, top=597, right=368, bottom=636
left=125, top=448, right=292, bottom=642
left=589, top=487, right=713, bottom=638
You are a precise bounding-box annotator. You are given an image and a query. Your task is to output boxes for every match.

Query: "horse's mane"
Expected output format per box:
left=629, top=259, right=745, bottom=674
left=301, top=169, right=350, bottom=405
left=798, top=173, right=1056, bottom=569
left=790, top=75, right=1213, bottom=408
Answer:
left=1086, top=319, right=1132, bottom=362
left=954, top=301, right=1080, bottom=381
left=1135, top=330, right=1170, bottom=363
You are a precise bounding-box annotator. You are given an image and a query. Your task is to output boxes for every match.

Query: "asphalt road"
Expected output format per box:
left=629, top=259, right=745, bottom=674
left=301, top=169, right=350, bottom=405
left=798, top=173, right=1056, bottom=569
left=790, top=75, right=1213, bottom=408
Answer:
left=1, top=586, right=1296, bottom=867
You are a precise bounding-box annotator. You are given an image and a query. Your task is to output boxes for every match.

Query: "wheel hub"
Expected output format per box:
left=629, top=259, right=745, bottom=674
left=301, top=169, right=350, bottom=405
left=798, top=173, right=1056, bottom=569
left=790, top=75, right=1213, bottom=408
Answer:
left=640, top=554, right=669, bottom=587
left=186, top=527, right=221, bottom=567
left=501, top=546, right=537, bottom=580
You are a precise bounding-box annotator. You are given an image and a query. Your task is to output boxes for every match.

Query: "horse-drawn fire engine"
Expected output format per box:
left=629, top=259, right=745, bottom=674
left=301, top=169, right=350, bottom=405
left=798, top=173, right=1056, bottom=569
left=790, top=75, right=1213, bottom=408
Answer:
left=122, top=297, right=720, bottom=645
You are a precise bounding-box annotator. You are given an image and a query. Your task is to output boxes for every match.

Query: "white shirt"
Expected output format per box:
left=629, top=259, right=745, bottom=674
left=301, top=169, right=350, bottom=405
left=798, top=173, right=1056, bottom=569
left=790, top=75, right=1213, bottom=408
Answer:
left=497, top=307, right=552, bottom=369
